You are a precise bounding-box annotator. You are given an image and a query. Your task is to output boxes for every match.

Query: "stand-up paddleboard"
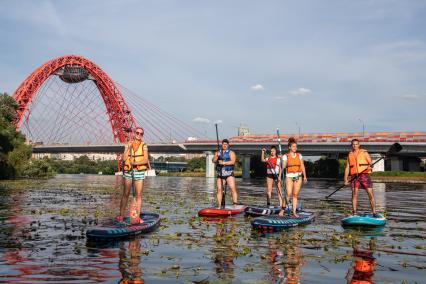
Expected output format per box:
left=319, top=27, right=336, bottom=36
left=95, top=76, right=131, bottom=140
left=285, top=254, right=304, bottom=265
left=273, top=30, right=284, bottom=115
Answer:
left=86, top=212, right=160, bottom=240
left=244, top=202, right=302, bottom=217
left=198, top=205, right=247, bottom=217
left=251, top=211, right=315, bottom=232
left=341, top=213, right=386, bottom=227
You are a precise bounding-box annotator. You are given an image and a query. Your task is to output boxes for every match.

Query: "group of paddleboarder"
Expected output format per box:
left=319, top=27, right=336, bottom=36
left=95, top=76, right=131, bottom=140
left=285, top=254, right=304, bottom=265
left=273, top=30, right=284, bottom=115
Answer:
left=116, top=127, right=378, bottom=224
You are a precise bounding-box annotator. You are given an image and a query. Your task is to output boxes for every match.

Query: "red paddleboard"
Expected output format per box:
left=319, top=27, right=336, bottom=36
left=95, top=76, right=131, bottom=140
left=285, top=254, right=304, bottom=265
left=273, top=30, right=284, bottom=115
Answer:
left=198, top=205, right=247, bottom=217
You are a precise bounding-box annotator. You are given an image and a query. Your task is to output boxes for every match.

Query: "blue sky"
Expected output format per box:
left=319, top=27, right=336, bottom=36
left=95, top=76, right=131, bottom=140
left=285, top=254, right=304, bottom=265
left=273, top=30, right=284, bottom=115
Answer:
left=1, top=0, right=425, bottom=138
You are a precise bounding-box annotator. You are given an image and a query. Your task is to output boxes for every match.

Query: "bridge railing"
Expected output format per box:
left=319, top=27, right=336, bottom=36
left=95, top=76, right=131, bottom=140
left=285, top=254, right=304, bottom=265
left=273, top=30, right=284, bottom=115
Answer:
left=222, top=132, right=426, bottom=144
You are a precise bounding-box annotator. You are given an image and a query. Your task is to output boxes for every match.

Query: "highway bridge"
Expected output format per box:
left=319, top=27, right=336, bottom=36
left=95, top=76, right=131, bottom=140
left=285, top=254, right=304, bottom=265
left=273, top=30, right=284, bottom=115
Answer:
left=32, top=132, right=426, bottom=178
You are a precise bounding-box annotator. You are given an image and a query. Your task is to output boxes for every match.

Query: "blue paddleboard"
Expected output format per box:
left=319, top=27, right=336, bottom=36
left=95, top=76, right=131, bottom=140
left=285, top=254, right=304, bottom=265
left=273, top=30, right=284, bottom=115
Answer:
left=86, top=212, right=160, bottom=239
left=251, top=211, right=315, bottom=231
left=341, top=213, right=386, bottom=227
left=244, top=202, right=302, bottom=217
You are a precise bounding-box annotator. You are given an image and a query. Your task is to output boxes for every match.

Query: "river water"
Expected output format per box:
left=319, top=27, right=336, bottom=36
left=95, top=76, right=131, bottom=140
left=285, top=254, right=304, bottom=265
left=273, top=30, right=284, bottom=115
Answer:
left=0, top=175, right=425, bottom=283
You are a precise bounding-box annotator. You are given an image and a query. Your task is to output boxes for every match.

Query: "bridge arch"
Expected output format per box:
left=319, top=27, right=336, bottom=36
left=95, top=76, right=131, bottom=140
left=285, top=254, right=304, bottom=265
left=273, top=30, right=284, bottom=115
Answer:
left=12, top=55, right=135, bottom=143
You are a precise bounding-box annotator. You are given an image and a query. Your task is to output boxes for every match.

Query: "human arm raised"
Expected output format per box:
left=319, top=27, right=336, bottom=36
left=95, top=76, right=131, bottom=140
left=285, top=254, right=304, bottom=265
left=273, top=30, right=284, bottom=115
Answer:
left=261, top=148, right=267, bottom=162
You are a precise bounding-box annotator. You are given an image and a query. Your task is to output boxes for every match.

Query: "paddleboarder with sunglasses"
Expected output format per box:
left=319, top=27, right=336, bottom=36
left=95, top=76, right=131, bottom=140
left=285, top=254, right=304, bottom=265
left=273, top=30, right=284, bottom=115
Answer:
left=117, top=127, right=149, bottom=224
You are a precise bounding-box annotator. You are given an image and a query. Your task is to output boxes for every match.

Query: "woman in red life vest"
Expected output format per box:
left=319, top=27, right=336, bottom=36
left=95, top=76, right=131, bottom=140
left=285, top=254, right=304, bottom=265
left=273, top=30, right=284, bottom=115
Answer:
left=261, top=146, right=284, bottom=208
left=281, top=138, right=307, bottom=217
left=344, top=139, right=377, bottom=216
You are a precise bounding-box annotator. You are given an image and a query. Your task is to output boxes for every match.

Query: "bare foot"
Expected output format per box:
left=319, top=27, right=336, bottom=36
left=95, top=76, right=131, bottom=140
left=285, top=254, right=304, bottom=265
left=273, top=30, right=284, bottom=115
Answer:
left=130, top=216, right=144, bottom=225
left=293, top=212, right=299, bottom=218
left=278, top=210, right=284, bottom=217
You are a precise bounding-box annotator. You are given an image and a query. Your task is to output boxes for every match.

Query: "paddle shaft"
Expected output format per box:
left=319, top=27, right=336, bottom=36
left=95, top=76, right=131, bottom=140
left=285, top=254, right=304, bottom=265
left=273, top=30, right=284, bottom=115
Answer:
left=264, top=156, right=283, bottom=204
left=276, top=128, right=289, bottom=206
left=129, top=144, right=137, bottom=220
left=325, top=154, right=385, bottom=199
left=215, top=124, right=227, bottom=208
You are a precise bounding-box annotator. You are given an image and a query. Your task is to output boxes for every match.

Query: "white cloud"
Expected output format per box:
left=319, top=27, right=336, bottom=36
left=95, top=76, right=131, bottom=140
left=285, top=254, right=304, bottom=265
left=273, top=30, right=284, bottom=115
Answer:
left=214, top=120, right=223, bottom=124
left=290, top=88, right=312, bottom=97
left=274, top=96, right=286, bottom=100
left=250, top=84, right=264, bottom=92
left=401, top=94, right=421, bottom=100
left=192, top=117, right=210, bottom=124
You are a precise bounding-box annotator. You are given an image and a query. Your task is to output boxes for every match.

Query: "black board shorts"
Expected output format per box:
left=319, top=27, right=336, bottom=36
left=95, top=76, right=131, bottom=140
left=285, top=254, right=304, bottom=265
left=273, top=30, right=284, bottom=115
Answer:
left=266, top=173, right=279, bottom=179
left=218, top=170, right=234, bottom=179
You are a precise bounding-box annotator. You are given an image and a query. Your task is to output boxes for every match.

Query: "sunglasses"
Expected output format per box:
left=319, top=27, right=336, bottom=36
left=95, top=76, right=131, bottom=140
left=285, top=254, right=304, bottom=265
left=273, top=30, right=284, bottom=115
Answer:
left=135, top=132, right=143, bottom=135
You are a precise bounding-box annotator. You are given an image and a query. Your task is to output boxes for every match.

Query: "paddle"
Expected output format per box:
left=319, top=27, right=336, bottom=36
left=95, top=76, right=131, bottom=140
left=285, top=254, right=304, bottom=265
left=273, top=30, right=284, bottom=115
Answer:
left=128, top=144, right=139, bottom=223
left=215, top=123, right=227, bottom=209
left=276, top=128, right=289, bottom=207
left=325, top=142, right=403, bottom=199
left=262, top=149, right=281, bottom=206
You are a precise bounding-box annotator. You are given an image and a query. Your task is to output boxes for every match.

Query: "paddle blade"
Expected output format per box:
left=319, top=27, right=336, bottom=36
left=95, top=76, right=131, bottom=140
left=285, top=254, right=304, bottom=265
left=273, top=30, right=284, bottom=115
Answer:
left=387, top=143, right=403, bottom=155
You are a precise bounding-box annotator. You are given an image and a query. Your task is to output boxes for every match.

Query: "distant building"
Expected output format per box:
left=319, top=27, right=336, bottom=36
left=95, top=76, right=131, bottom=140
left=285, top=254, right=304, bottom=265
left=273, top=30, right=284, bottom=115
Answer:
left=238, top=124, right=250, bottom=136
left=184, top=153, right=204, bottom=159
left=32, top=152, right=117, bottom=161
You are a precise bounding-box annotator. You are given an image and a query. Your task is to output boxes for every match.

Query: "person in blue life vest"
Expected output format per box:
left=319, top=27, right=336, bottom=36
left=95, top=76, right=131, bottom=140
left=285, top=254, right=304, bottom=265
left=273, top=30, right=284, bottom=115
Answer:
left=212, top=139, right=239, bottom=208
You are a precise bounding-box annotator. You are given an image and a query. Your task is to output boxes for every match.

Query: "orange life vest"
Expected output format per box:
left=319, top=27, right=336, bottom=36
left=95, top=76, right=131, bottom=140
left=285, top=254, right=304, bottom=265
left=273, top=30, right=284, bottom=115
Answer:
left=348, top=149, right=371, bottom=175
left=286, top=153, right=302, bottom=173
left=354, top=259, right=375, bottom=273
left=124, top=141, right=148, bottom=171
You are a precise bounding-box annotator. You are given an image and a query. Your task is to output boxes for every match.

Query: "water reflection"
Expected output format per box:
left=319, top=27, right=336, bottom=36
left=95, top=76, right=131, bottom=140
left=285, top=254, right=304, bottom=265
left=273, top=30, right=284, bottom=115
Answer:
left=263, top=230, right=303, bottom=284
left=0, top=176, right=425, bottom=283
left=118, top=239, right=144, bottom=284
left=211, top=221, right=237, bottom=281
left=346, top=238, right=377, bottom=284
left=374, top=183, right=386, bottom=213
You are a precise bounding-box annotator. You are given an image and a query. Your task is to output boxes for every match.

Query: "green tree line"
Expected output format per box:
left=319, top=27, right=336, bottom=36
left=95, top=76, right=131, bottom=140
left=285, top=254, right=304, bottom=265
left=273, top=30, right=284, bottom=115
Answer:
left=0, top=93, right=53, bottom=178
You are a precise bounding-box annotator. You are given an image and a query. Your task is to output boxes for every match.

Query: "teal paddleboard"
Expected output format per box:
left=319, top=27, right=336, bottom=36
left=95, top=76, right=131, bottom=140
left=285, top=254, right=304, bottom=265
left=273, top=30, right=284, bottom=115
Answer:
left=341, top=213, right=386, bottom=227
left=86, top=212, right=160, bottom=239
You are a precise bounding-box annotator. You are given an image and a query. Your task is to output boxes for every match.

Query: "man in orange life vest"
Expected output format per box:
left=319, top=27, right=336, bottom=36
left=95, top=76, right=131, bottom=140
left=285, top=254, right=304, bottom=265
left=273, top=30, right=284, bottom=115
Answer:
left=344, top=139, right=377, bottom=216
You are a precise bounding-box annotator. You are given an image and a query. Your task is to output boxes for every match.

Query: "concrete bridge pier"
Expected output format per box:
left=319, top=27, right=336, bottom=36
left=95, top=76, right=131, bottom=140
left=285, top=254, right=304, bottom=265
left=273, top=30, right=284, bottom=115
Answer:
left=205, top=151, right=215, bottom=178
left=242, top=155, right=251, bottom=179
left=387, top=156, right=421, bottom=171
left=405, top=157, right=421, bottom=171
left=389, top=156, right=403, bottom=171
left=371, top=154, right=385, bottom=172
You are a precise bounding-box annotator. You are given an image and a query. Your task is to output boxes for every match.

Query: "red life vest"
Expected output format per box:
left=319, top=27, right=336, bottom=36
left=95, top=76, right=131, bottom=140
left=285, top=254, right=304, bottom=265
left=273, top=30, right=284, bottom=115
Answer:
left=266, top=156, right=278, bottom=169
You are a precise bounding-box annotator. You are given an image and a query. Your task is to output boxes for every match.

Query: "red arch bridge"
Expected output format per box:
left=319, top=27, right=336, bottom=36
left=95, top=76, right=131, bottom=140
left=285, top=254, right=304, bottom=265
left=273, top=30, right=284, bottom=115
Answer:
left=12, top=55, right=426, bottom=177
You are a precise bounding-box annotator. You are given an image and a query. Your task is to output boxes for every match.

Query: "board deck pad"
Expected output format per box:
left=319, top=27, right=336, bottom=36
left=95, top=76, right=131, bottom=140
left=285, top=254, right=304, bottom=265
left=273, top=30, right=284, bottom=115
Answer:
left=341, top=213, right=386, bottom=227
left=244, top=202, right=302, bottom=217
left=86, top=212, right=160, bottom=239
left=198, top=205, right=247, bottom=217
left=251, top=211, right=315, bottom=231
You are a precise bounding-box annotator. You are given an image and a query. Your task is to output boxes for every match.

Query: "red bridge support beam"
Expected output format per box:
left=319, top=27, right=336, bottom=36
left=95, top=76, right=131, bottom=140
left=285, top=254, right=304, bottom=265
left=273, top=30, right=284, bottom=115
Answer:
left=12, top=55, right=136, bottom=143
